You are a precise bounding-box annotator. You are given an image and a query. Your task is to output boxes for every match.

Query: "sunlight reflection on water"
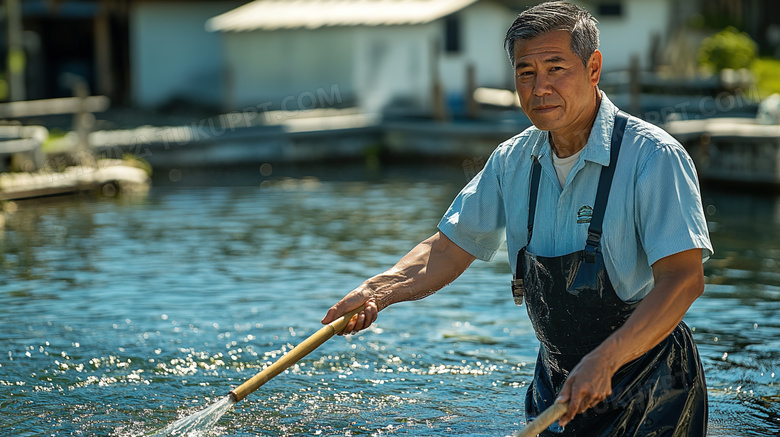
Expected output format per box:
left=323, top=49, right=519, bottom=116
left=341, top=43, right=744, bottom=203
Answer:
left=0, top=168, right=777, bottom=435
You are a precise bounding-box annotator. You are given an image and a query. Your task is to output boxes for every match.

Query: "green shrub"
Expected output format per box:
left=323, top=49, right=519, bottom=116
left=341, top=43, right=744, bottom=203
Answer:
left=751, top=57, right=780, bottom=99
left=698, top=26, right=757, bottom=71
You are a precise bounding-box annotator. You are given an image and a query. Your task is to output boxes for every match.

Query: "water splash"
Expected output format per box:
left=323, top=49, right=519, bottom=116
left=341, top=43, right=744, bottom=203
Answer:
left=150, top=396, right=236, bottom=437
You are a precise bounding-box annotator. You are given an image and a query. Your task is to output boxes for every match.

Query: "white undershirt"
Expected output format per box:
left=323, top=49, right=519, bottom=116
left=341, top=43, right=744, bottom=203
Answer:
left=552, top=148, right=583, bottom=189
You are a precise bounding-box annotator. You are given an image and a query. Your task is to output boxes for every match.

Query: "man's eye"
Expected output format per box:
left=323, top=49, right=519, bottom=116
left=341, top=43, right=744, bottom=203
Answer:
left=550, top=66, right=564, bottom=71
left=518, top=71, right=533, bottom=77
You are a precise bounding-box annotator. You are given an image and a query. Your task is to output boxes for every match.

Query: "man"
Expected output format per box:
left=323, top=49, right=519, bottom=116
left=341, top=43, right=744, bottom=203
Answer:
left=322, top=2, right=712, bottom=435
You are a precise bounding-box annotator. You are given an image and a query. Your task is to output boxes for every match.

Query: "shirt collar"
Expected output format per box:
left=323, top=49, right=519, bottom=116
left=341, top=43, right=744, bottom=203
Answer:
left=532, top=91, right=619, bottom=167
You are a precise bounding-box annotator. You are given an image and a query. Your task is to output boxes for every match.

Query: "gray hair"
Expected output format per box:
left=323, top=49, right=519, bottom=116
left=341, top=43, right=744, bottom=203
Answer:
left=504, top=1, right=599, bottom=67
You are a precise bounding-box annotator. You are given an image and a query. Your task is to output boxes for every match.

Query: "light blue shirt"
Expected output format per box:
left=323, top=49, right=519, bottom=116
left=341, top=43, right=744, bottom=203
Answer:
left=438, top=93, right=713, bottom=302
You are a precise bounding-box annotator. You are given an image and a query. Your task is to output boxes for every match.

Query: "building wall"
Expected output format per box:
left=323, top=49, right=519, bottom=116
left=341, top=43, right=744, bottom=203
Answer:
left=441, top=1, right=516, bottom=94
left=352, top=1, right=516, bottom=115
left=130, top=1, right=241, bottom=108
left=220, top=1, right=516, bottom=114
left=594, top=0, right=671, bottom=72
left=223, top=24, right=435, bottom=113
left=505, top=0, right=673, bottom=73
left=352, top=1, right=518, bottom=113
left=129, top=0, right=674, bottom=112
left=223, top=27, right=355, bottom=110
left=353, top=24, right=436, bottom=113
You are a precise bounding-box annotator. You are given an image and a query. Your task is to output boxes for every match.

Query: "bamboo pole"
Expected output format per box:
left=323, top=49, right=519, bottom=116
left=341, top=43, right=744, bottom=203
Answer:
left=513, top=402, right=569, bottom=437
left=229, top=307, right=363, bottom=402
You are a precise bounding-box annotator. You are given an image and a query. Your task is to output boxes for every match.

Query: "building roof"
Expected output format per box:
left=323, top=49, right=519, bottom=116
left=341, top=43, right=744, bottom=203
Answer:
left=206, top=0, right=479, bottom=32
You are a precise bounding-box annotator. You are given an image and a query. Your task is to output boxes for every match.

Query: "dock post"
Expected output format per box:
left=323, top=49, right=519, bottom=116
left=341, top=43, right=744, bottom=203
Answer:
left=70, top=77, right=98, bottom=169
left=466, top=64, right=479, bottom=120
left=629, top=54, right=641, bottom=116
left=5, top=0, right=26, bottom=101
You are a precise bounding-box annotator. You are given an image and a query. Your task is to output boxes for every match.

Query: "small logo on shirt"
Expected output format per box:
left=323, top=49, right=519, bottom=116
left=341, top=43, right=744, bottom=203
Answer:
left=577, top=206, right=593, bottom=224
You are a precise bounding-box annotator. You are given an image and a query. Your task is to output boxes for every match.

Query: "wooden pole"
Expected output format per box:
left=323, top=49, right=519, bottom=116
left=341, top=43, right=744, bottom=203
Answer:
left=94, top=0, right=115, bottom=98
left=431, top=38, right=448, bottom=122
left=629, top=54, right=641, bottom=116
left=5, top=0, right=26, bottom=101
left=513, top=402, right=569, bottom=437
left=465, top=63, right=479, bottom=120
left=229, top=307, right=364, bottom=402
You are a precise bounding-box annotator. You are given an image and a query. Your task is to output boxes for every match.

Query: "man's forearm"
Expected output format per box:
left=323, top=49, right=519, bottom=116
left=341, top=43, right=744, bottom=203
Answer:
left=364, top=231, right=476, bottom=310
left=592, top=249, right=705, bottom=372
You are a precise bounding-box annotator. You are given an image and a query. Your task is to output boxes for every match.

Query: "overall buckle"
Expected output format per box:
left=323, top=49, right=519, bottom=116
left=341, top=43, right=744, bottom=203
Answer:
left=511, top=277, right=524, bottom=306
left=585, top=231, right=601, bottom=263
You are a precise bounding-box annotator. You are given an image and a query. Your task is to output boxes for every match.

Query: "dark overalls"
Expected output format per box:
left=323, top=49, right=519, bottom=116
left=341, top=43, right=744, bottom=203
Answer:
left=513, top=112, right=708, bottom=436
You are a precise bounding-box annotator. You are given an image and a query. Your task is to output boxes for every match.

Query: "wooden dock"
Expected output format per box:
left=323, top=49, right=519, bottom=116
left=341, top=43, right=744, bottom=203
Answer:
left=665, top=117, right=780, bottom=188
left=0, top=159, right=150, bottom=201
left=4, top=101, right=776, bottom=192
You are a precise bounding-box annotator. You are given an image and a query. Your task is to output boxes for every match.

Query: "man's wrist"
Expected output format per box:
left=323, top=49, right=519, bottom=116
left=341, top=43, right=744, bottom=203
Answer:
left=358, top=282, right=391, bottom=311
left=590, top=336, right=627, bottom=374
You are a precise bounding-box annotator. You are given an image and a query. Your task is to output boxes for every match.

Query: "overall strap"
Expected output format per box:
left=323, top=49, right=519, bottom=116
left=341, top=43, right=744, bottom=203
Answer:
left=527, top=157, right=542, bottom=243
left=585, top=111, right=630, bottom=256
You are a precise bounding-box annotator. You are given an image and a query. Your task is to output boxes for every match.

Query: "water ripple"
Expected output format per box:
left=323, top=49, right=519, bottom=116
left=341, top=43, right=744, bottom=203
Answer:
left=0, top=173, right=778, bottom=435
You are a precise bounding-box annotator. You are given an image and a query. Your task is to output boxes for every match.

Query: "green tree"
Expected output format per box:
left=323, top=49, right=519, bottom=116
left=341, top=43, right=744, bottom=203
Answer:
left=698, top=26, right=757, bottom=71
left=752, top=58, right=780, bottom=99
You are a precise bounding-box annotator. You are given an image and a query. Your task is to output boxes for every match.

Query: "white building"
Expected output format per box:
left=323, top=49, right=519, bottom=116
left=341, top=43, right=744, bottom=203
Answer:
left=126, top=0, right=678, bottom=112
left=590, top=0, right=672, bottom=73
left=130, top=1, right=243, bottom=109
left=206, top=0, right=517, bottom=114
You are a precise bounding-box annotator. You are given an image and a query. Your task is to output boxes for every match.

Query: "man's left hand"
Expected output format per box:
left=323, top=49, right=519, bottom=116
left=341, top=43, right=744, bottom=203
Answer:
left=554, top=351, right=616, bottom=428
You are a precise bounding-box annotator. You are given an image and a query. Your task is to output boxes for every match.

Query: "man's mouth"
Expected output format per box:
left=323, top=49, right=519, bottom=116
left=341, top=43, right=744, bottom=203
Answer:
left=533, top=105, right=559, bottom=113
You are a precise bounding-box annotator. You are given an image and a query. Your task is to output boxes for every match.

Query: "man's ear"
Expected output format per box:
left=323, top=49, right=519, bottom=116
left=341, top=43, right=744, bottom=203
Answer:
left=589, top=50, right=602, bottom=85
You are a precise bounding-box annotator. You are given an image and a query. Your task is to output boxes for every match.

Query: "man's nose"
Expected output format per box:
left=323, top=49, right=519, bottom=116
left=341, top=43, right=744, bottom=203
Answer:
left=533, top=74, right=553, bottom=97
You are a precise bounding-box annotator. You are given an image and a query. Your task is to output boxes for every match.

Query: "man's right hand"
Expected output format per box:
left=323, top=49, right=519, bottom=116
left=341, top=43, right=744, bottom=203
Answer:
left=321, top=287, right=379, bottom=335
left=321, top=231, right=475, bottom=335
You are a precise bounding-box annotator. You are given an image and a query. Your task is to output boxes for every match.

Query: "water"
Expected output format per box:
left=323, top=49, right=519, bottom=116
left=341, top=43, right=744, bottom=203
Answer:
left=0, top=165, right=777, bottom=436
left=151, top=396, right=235, bottom=437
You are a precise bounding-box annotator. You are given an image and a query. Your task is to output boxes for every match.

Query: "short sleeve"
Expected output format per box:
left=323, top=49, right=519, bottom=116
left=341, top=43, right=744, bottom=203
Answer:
left=635, top=144, right=713, bottom=266
left=438, top=152, right=507, bottom=261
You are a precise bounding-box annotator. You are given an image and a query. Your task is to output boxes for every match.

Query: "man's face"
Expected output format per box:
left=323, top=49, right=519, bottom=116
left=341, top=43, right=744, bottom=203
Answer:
left=512, top=31, right=601, bottom=137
